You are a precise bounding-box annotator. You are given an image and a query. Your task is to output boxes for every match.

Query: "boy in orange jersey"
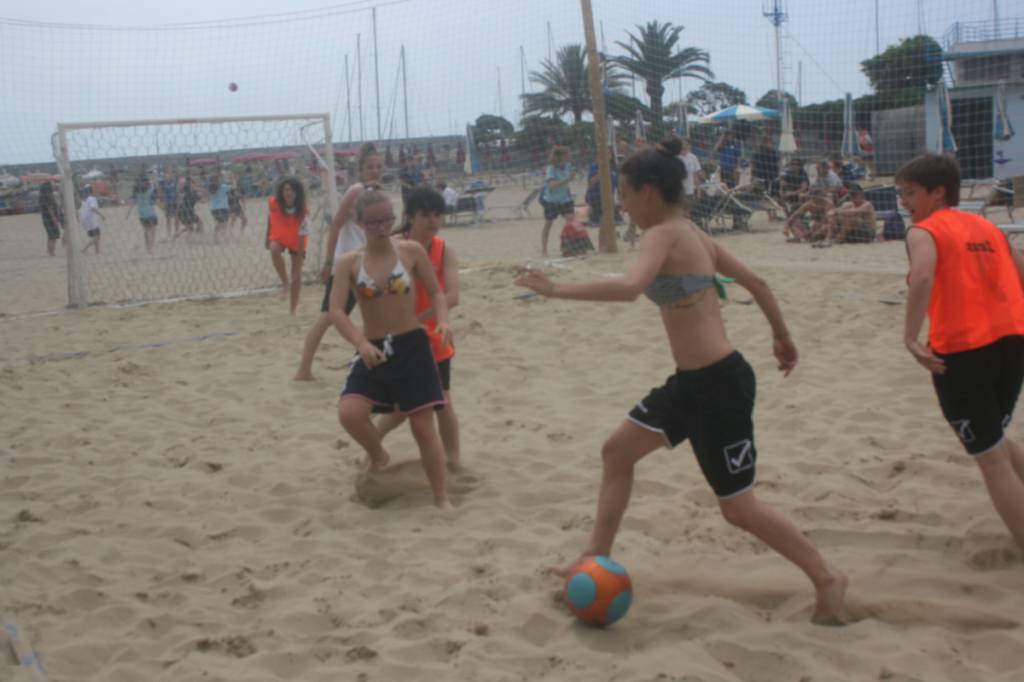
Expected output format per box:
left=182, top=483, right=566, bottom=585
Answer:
left=898, top=153, right=1024, bottom=550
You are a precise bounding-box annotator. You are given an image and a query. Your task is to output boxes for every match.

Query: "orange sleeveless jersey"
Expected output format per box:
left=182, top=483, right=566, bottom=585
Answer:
left=416, top=235, right=455, bottom=363
left=267, top=196, right=309, bottom=253
left=914, top=208, right=1024, bottom=353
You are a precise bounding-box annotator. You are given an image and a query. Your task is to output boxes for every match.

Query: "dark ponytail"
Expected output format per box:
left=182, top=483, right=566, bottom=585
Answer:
left=620, top=136, right=687, bottom=204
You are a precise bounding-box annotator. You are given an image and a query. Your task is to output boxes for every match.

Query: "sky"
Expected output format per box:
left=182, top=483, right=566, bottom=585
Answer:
left=0, top=0, right=1011, bottom=165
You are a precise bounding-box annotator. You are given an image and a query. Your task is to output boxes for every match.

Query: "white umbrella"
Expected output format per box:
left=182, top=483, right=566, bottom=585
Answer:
left=0, top=172, right=20, bottom=188
left=840, top=92, right=859, bottom=157
left=633, top=109, right=646, bottom=142
left=778, top=104, right=797, bottom=154
left=995, top=80, right=1015, bottom=141
left=82, top=168, right=106, bottom=180
left=934, top=81, right=957, bottom=154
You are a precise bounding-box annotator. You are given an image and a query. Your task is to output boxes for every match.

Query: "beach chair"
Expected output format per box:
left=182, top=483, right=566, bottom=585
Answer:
left=691, top=179, right=753, bottom=235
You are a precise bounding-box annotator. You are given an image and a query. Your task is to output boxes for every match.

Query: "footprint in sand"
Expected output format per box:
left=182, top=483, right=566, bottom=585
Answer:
left=967, top=546, right=1022, bottom=571
left=355, top=460, right=481, bottom=507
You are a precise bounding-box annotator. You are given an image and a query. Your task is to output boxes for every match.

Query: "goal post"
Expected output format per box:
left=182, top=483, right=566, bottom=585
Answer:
left=55, top=113, right=339, bottom=308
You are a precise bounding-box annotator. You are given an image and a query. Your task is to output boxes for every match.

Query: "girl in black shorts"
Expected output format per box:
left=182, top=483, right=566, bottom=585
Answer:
left=516, top=137, right=847, bottom=625
left=327, top=189, right=454, bottom=510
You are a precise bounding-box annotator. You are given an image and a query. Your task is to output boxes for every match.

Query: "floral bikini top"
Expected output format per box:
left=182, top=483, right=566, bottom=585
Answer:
left=355, top=254, right=413, bottom=299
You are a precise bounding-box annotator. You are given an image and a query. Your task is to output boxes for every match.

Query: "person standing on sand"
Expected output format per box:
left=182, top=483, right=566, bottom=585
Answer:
left=376, top=186, right=463, bottom=472
left=515, top=137, right=847, bottom=625
left=38, top=181, right=64, bottom=256
left=328, top=190, right=453, bottom=510
left=265, top=177, right=309, bottom=316
left=294, top=143, right=384, bottom=381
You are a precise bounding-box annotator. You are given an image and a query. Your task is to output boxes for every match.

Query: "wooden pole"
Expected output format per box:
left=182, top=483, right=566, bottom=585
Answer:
left=580, top=0, right=617, bottom=253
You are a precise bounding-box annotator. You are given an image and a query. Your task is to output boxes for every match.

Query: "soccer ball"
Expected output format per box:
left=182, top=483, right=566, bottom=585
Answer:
left=564, top=556, right=633, bottom=626
left=228, top=82, right=238, bottom=92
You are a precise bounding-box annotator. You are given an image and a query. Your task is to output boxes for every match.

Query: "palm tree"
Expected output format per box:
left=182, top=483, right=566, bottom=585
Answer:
left=613, top=21, right=714, bottom=121
left=521, top=44, right=627, bottom=124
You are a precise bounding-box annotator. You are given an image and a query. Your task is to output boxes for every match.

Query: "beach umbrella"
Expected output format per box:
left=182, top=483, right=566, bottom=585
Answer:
left=82, top=168, right=105, bottom=180
left=696, top=104, right=779, bottom=124
left=0, top=172, right=20, bottom=188
left=778, top=103, right=797, bottom=154
left=995, top=80, right=1015, bottom=142
left=840, top=92, right=859, bottom=158
left=633, top=109, right=646, bottom=143
left=934, top=81, right=957, bottom=154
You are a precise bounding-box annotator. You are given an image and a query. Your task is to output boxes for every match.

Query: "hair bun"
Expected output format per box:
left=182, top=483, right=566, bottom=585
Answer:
left=658, top=137, right=683, bottom=157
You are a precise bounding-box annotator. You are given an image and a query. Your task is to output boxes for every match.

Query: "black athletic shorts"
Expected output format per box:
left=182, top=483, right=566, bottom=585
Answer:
left=340, top=328, right=446, bottom=414
left=628, top=351, right=757, bottom=498
left=932, top=335, right=1024, bottom=456
left=437, top=357, right=451, bottom=392
left=86, top=228, right=100, bottom=238
left=211, top=208, right=230, bottom=223
left=543, top=200, right=574, bottom=221
left=140, top=216, right=158, bottom=228
left=42, top=215, right=60, bottom=240
left=321, top=275, right=357, bottom=315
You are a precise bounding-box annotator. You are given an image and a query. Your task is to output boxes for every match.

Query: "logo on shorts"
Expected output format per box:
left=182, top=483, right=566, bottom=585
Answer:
left=723, top=439, right=754, bottom=474
left=951, top=419, right=975, bottom=444
left=1002, top=414, right=1012, bottom=429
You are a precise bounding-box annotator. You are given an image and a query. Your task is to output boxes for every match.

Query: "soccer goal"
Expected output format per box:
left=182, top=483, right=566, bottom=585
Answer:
left=54, top=113, right=341, bottom=308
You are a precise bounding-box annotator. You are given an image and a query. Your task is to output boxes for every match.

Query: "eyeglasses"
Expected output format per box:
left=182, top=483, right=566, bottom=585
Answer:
left=362, top=216, right=396, bottom=229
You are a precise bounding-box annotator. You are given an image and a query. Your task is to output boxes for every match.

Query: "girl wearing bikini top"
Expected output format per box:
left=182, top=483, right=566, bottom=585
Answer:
left=328, top=189, right=454, bottom=510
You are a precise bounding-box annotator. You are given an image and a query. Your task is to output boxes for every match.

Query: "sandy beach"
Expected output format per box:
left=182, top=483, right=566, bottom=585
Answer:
left=1, top=191, right=1022, bottom=682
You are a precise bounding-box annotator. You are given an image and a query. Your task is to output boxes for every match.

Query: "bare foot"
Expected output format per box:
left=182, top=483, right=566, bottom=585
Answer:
left=367, top=449, right=391, bottom=473
left=548, top=554, right=592, bottom=578
left=278, top=289, right=288, bottom=301
left=293, top=372, right=315, bottom=381
left=446, top=457, right=464, bottom=473
left=811, top=570, right=848, bottom=626
left=434, top=498, right=455, bottom=511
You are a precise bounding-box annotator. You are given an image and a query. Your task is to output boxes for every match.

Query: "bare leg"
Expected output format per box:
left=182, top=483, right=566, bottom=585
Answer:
left=975, top=441, right=1024, bottom=550
left=719, top=490, right=847, bottom=625
left=376, top=411, right=406, bottom=440
left=295, top=312, right=332, bottom=381
left=47, top=238, right=56, bottom=256
left=338, top=398, right=390, bottom=471
left=269, top=243, right=289, bottom=298
left=407, top=409, right=452, bottom=510
left=144, top=226, right=156, bottom=254
left=95, top=233, right=100, bottom=255
left=1007, top=437, right=1024, bottom=483
left=288, top=251, right=304, bottom=315
left=556, top=421, right=664, bottom=573
left=436, top=395, right=462, bottom=470
left=541, top=219, right=554, bottom=257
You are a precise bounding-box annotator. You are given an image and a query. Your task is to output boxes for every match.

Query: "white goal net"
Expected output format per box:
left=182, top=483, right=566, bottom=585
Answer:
left=55, top=114, right=339, bottom=307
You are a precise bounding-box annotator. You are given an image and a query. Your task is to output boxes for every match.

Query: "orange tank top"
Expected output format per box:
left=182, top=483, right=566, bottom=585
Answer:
left=267, top=196, right=309, bottom=252
left=416, top=235, right=455, bottom=362
left=914, top=208, right=1024, bottom=353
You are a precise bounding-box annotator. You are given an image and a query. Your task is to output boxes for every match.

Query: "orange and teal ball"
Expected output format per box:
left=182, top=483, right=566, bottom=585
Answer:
left=564, top=556, right=633, bottom=626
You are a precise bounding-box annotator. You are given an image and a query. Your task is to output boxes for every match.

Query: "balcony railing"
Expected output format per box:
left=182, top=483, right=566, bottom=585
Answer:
left=944, top=18, right=1024, bottom=50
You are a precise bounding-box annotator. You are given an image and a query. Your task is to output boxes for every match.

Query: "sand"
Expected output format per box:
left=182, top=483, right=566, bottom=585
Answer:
left=1, top=189, right=1023, bottom=682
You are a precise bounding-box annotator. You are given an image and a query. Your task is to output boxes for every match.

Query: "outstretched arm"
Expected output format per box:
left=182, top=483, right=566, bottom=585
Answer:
left=515, top=227, right=669, bottom=301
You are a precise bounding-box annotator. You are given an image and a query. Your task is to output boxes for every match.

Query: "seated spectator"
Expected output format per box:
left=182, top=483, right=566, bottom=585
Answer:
left=752, top=137, right=781, bottom=220
left=785, top=188, right=835, bottom=243
left=779, top=157, right=809, bottom=213
left=715, top=130, right=741, bottom=189
left=813, top=160, right=843, bottom=202
left=831, top=184, right=876, bottom=243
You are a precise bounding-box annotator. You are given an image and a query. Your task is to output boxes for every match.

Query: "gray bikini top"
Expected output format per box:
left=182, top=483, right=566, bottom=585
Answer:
left=644, top=273, right=716, bottom=306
